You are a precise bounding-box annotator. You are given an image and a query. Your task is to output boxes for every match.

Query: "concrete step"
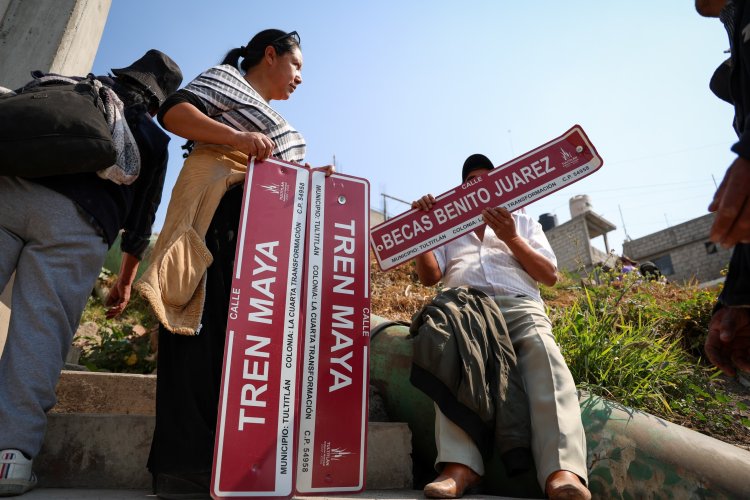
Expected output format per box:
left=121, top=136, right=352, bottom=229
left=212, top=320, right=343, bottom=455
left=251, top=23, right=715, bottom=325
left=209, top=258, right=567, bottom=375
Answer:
left=43, top=371, right=411, bottom=491
left=22, top=488, right=524, bottom=499
left=53, top=370, right=155, bottom=415
left=38, top=415, right=411, bottom=490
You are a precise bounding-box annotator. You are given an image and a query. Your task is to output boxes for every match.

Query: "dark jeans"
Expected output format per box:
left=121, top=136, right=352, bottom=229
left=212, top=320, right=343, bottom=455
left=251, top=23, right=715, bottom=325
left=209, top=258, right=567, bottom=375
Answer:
left=721, top=243, right=750, bottom=306
left=147, top=185, right=243, bottom=475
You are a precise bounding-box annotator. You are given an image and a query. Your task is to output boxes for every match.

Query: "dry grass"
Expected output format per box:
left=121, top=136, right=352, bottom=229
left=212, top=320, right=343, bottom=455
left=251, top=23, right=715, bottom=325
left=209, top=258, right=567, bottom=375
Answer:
left=370, top=253, right=438, bottom=322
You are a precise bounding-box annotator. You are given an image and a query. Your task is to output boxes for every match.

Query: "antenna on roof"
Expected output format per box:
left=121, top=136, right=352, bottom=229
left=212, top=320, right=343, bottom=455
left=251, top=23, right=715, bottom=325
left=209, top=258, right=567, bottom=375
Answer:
left=618, top=204, right=631, bottom=241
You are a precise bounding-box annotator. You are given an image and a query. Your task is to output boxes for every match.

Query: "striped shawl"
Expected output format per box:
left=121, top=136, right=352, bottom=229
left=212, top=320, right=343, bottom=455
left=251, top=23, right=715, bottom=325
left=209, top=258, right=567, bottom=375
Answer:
left=183, top=64, right=306, bottom=162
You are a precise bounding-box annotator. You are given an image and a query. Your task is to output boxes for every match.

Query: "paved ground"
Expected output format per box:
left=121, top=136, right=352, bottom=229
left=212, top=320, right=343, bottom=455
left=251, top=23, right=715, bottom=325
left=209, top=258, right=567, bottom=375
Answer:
left=22, top=488, right=528, bottom=499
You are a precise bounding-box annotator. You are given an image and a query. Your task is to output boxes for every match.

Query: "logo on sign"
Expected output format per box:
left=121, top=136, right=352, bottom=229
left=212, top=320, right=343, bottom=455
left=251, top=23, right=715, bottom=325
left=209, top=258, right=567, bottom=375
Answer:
left=261, top=182, right=291, bottom=202
left=331, top=447, right=353, bottom=461
left=560, top=147, right=580, bottom=169
left=319, top=440, right=352, bottom=467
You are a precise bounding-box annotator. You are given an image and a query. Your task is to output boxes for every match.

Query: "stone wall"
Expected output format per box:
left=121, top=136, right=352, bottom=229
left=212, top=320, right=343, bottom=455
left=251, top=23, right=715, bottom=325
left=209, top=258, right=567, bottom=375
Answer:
left=544, top=217, right=593, bottom=273
left=623, top=213, right=732, bottom=283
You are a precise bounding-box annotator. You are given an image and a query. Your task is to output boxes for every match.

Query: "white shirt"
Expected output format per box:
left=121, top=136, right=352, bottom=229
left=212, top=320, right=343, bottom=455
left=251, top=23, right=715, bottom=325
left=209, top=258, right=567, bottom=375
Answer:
left=433, top=213, right=557, bottom=302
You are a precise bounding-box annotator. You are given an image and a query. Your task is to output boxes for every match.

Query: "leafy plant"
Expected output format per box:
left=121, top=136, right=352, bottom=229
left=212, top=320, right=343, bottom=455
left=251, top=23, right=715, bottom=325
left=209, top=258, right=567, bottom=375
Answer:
left=75, top=272, right=158, bottom=374
left=76, top=321, right=156, bottom=374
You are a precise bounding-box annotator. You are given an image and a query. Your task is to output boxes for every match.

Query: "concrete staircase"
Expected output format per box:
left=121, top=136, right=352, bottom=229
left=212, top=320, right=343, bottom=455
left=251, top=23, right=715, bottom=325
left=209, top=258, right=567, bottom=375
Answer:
left=39, top=371, right=415, bottom=493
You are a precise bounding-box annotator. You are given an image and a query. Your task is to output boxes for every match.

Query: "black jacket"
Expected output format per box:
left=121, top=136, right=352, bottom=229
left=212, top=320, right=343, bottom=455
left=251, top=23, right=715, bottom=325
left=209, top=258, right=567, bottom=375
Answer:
left=33, top=79, right=170, bottom=259
left=409, top=286, right=532, bottom=475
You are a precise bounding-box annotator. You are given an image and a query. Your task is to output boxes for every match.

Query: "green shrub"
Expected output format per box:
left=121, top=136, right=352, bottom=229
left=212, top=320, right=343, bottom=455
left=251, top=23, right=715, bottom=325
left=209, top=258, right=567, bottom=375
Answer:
left=76, top=319, right=156, bottom=374
left=76, top=272, right=157, bottom=374
left=550, top=271, right=745, bottom=438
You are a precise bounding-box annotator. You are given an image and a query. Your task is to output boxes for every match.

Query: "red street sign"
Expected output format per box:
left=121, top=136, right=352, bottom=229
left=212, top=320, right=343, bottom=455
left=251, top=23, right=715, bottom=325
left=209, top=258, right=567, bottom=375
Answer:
left=370, top=125, right=603, bottom=271
left=212, top=158, right=309, bottom=499
left=212, top=161, right=371, bottom=499
left=296, top=172, right=371, bottom=494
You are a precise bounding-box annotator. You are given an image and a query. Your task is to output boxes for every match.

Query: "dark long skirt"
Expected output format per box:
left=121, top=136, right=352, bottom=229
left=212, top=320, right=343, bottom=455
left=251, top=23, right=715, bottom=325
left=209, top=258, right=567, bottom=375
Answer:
left=147, top=185, right=243, bottom=476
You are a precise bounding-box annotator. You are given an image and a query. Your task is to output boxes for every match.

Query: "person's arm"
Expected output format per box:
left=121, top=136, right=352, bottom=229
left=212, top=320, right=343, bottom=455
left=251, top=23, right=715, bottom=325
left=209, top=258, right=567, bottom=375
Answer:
left=109, top=115, right=168, bottom=318
left=481, top=207, right=558, bottom=286
left=411, top=194, right=443, bottom=286
left=708, top=156, right=750, bottom=246
left=161, top=101, right=275, bottom=161
left=415, top=252, right=442, bottom=286
left=710, top=9, right=750, bottom=247
left=105, top=252, right=140, bottom=318
left=120, top=114, right=168, bottom=259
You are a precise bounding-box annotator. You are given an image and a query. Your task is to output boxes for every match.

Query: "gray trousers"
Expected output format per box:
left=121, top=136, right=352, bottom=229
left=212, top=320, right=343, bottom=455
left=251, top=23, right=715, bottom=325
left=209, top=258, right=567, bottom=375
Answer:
left=434, top=295, right=588, bottom=490
left=0, top=176, right=108, bottom=458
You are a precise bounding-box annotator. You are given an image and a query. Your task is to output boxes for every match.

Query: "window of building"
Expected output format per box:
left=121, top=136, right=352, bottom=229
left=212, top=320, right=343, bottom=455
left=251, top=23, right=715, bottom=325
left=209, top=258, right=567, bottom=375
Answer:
left=705, top=241, right=718, bottom=255
left=652, top=254, right=674, bottom=276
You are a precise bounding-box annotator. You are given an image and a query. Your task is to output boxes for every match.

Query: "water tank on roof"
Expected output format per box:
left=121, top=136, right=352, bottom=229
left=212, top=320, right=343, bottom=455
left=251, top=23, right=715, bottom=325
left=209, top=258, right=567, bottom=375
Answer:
left=569, top=194, right=592, bottom=218
left=538, top=213, right=558, bottom=232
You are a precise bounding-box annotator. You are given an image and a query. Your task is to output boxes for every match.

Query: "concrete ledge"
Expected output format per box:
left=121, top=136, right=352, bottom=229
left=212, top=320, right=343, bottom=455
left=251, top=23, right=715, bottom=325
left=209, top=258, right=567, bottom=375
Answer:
left=53, top=371, right=155, bottom=415
left=363, top=422, right=412, bottom=489
left=38, top=414, right=153, bottom=489
left=38, top=415, right=412, bottom=490
left=24, top=489, right=514, bottom=499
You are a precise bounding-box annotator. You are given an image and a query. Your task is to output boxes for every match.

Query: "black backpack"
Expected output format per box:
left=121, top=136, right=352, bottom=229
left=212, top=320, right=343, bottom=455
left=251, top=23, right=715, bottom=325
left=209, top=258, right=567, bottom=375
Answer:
left=0, top=76, right=116, bottom=177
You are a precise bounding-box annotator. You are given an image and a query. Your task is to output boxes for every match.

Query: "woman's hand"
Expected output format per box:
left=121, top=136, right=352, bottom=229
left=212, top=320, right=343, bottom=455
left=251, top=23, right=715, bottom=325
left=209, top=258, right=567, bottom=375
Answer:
left=162, top=103, right=276, bottom=159
left=230, top=131, right=275, bottom=161
left=307, top=163, right=336, bottom=177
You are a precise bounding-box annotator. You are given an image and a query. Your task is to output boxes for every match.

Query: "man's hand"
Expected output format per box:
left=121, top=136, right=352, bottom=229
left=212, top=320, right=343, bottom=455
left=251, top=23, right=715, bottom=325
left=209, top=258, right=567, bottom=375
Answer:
left=105, top=252, right=140, bottom=319
left=412, top=194, right=436, bottom=211
left=709, top=156, right=750, bottom=247
left=705, top=307, right=750, bottom=376
left=105, top=277, right=132, bottom=319
left=482, top=207, right=518, bottom=244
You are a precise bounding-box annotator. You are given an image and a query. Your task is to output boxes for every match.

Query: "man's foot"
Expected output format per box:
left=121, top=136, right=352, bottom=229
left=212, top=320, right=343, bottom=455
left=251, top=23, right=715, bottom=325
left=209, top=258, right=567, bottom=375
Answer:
left=0, top=450, right=36, bottom=497
left=545, top=470, right=591, bottom=500
left=153, top=471, right=211, bottom=499
left=423, top=462, right=481, bottom=498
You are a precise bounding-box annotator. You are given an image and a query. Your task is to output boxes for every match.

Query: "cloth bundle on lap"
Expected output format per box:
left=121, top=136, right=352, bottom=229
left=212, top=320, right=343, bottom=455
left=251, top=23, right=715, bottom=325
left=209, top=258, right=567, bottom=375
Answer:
left=409, top=286, right=534, bottom=475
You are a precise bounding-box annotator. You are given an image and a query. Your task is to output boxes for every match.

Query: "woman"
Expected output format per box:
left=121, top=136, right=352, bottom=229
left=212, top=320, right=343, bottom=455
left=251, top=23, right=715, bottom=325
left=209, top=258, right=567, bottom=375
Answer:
left=135, top=30, right=329, bottom=499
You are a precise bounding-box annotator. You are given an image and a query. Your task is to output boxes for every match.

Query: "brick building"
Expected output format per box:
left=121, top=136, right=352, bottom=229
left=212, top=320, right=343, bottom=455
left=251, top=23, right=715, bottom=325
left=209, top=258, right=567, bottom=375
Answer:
left=622, top=213, right=732, bottom=284
left=542, top=210, right=617, bottom=274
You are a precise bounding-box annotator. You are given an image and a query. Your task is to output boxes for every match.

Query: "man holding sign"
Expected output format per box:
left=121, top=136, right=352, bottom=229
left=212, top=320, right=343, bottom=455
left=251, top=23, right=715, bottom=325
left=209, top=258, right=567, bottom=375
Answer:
left=411, top=154, right=590, bottom=500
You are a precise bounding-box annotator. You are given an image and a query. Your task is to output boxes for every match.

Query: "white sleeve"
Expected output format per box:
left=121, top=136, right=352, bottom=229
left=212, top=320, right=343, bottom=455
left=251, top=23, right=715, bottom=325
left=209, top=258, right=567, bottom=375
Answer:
left=432, top=245, right=447, bottom=275
left=519, top=215, right=557, bottom=268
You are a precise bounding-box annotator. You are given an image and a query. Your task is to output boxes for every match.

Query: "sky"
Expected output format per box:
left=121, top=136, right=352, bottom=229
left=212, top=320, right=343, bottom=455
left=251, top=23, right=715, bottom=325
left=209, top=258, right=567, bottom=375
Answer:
left=91, top=0, right=737, bottom=256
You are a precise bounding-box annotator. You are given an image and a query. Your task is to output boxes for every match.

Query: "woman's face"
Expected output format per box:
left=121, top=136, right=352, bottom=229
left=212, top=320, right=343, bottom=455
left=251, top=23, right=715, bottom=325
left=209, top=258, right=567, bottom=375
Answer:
left=268, top=46, right=303, bottom=101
